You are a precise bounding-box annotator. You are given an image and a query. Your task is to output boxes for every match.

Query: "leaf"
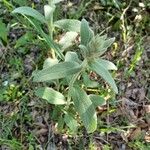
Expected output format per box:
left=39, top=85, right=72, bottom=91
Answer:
left=12, top=6, right=47, bottom=24
left=80, top=19, right=94, bottom=46
left=33, top=61, right=81, bottom=82
left=65, top=51, right=81, bottom=64
left=43, top=58, right=59, bottom=69
left=54, top=19, right=81, bottom=32
left=87, top=35, right=107, bottom=53
left=15, top=32, right=33, bottom=48
left=82, top=72, right=99, bottom=88
left=95, top=59, right=117, bottom=70
left=89, top=94, right=106, bottom=108
left=70, top=86, right=97, bottom=133
left=52, top=0, right=64, bottom=4
left=59, top=31, right=78, bottom=51
left=86, top=35, right=114, bottom=57
left=89, top=59, right=118, bottom=94
left=26, top=18, right=64, bottom=60
left=13, top=0, right=27, bottom=6
left=98, top=37, right=115, bottom=56
left=64, top=113, right=78, bottom=133
left=79, top=44, right=89, bottom=58
left=0, top=20, right=8, bottom=42
left=35, top=87, right=66, bottom=105
left=112, top=0, right=120, bottom=9
left=44, top=5, right=55, bottom=21
left=57, top=115, right=65, bottom=131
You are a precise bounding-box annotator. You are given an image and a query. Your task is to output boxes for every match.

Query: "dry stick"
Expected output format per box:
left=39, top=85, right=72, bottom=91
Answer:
left=94, top=136, right=109, bottom=145
left=106, top=99, right=110, bottom=142
left=120, top=0, right=133, bottom=43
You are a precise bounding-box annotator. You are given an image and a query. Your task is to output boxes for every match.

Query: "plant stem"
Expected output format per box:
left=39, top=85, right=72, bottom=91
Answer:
left=47, top=0, right=55, bottom=58
left=66, top=59, right=88, bottom=108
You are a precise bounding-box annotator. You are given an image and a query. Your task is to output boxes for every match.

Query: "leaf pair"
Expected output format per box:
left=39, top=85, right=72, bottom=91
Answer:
left=87, top=35, right=115, bottom=58
left=12, top=7, right=81, bottom=32
left=79, top=19, right=115, bottom=59
left=12, top=6, right=81, bottom=60
left=35, top=86, right=105, bottom=133
left=70, top=86, right=106, bottom=133
left=79, top=19, right=118, bottom=93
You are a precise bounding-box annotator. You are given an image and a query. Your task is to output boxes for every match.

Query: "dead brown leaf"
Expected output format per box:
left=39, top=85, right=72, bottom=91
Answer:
left=145, top=135, right=150, bottom=142
left=35, top=128, right=48, bottom=136
left=129, top=127, right=142, bottom=140
left=144, top=105, right=150, bottom=113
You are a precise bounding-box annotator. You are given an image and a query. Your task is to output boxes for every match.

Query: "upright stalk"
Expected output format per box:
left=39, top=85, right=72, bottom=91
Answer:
left=48, top=0, right=53, bottom=38
left=47, top=0, right=55, bottom=58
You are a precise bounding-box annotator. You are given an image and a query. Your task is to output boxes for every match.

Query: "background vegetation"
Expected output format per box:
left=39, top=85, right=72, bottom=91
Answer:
left=0, top=0, right=150, bottom=149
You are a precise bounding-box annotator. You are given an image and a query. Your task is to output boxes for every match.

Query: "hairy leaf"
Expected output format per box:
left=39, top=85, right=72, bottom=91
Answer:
left=80, top=19, right=94, bottom=46
left=96, top=59, right=117, bottom=70
left=79, top=44, right=89, bottom=58
left=99, top=37, right=115, bottom=55
left=44, top=5, right=55, bottom=21
left=87, top=35, right=114, bottom=57
left=54, top=19, right=81, bottom=32
left=33, top=61, right=81, bottom=82
left=82, top=72, right=99, bottom=88
left=89, top=59, right=118, bottom=93
left=70, top=86, right=97, bottom=133
left=12, top=7, right=47, bottom=24
left=35, top=87, right=66, bottom=105
left=89, top=94, right=106, bottom=108
left=53, top=0, right=64, bottom=4
left=59, top=31, right=78, bottom=51
left=43, top=58, right=59, bottom=69
left=64, top=113, right=78, bottom=133
left=65, top=51, right=81, bottom=63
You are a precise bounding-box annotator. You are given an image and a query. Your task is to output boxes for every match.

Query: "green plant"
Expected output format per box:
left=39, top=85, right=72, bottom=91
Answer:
left=0, top=19, right=8, bottom=44
left=12, top=0, right=118, bottom=133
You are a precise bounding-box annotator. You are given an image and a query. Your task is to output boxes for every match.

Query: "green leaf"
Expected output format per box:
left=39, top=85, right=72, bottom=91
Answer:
left=44, top=5, right=55, bottom=21
left=35, top=87, right=66, bottom=105
left=99, top=37, right=115, bottom=55
left=13, top=0, right=27, bottom=6
left=65, top=51, right=81, bottom=64
left=80, top=19, right=94, bottom=46
left=86, top=35, right=115, bottom=57
left=89, top=94, right=106, bottom=108
left=96, top=59, right=117, bottom=70
left=26, top=18, right=64, bottom=60
left=59, top=31, right=78, bottom=51
left=43, top=33, right=65, bottom=60
left=57, top=115, right=65, bottom=131
left=64, top=113, right=78, bottom=133
left=33, top=61, right=81, bottom=82
left=15, top=32, right=33, bottom=48
left=82, top=72, right=99, bottom=88
left=12, top=6, right=47, bottom=24
left=70, top=86, right=97, bottom=133
left=43, top=58, right=59, bottom=69
left=54, top=19, right=81, bottom=32
left=79, top=44, right=89, bottom=58
left=87, top=35, right=107, bottom=53
left=52, top=0, right=64, bottom=4
left=0, top=20, right=8, bottom=42
left=89, top=59, right=118, bottom=94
